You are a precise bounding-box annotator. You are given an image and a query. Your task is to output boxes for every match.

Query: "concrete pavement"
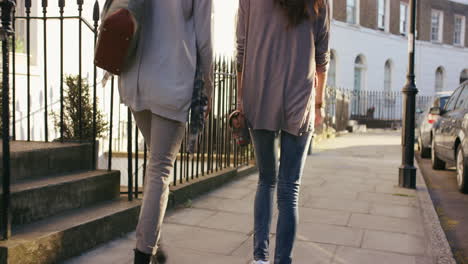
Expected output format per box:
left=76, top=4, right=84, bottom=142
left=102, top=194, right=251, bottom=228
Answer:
left=66, top=130, right=454, bottom=264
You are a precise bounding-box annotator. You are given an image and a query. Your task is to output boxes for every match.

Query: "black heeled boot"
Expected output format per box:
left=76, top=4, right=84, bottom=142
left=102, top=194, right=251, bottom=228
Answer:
left=154, top=245, right=167, bottom=264
left=134, top=249, right=151, bottom=264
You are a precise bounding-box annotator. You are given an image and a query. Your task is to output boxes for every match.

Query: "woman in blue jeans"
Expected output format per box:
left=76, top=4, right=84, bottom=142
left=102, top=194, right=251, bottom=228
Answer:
left=236, top=0, right=330, bottom=263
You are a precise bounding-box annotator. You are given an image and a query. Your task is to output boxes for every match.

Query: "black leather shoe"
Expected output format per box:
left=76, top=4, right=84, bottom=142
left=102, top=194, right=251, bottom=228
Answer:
left=134, top=249, right=151, bottom=264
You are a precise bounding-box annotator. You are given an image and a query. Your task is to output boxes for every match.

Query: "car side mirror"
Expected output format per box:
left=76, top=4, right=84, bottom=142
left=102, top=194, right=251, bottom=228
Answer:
left=430, top=106, right=443, bottom=115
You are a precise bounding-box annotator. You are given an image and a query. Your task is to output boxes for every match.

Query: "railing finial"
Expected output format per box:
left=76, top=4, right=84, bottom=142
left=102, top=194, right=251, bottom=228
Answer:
left=0, top=0, right=15, bottom=39
left=58, top=0, right=65, bottom=9
left=93, top=0, right=100, bottom=22
left=42, top=0, right=48, bottom=8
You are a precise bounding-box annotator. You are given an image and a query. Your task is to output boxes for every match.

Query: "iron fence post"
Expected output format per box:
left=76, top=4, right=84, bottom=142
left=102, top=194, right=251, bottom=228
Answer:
left=42, top=0, right=48, bottom=142
left=1, top=0, right=15, bottom=241
left=59, top=0, right=64, bottom=141
left=399, top=0, right=418, bottom=189
left=92, top=0, right=99, bottom=169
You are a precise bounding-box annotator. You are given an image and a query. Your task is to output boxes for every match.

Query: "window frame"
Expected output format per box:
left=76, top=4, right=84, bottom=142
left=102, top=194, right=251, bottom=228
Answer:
left=431, top=9, right=444, bottom=43
left=377, top=0, right=386, bottom=30
left=347, top=0, right=359, bottom=25
left=400, top=2, right=408, bottom=35
left=453, top=15, right=466, bottom=47
left=384, top=60, right=392, bottom=92
left=327, top=51, right=337, bottom=87
left=435, top=67, right=445, bottom=93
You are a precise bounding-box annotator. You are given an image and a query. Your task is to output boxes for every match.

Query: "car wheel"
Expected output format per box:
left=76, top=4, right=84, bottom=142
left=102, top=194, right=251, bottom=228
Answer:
left=456, top=146, right=468, bottom=193
left=432, top=139, right=446, bottom=170
left=419, top=135, right=431, bottom=158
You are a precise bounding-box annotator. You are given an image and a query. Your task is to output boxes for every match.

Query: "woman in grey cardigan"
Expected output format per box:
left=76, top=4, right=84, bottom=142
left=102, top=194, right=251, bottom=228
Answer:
left=119, top=0, right=213, bottom=263
left=236, top=0, right=330, bottom=263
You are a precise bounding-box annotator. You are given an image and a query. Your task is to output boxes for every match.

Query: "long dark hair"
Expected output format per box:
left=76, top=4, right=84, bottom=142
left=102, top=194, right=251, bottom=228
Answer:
left=275, top=0, right=326, bottom=26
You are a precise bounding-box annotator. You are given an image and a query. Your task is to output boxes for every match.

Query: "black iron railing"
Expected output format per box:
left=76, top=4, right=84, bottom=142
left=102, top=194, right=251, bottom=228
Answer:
left=324, top=87, right=432, bottom=130
left=1, top=0, right=15, bottom=241
left=0, top=1, right=254, bottom=240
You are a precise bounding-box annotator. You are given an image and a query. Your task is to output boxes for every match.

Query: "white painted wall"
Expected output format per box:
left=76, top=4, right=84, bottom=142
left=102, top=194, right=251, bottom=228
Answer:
left=416, top=41, right=468, bottom=94
left=329, top=20, right=468, bottom=95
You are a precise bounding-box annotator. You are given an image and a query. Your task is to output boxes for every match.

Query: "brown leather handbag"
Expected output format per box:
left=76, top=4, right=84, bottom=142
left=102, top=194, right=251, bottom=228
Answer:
left=94, top=0, right=144, bottom=75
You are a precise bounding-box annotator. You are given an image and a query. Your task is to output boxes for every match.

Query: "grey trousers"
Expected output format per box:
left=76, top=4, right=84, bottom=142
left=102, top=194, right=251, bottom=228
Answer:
left=132, top=109, right=186, bottom=255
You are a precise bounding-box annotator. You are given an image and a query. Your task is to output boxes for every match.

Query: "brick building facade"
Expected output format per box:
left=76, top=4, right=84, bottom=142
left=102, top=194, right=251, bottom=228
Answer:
left=211, top=0, right=467, bottom=94
left=325, top=0, right=468, bottom=95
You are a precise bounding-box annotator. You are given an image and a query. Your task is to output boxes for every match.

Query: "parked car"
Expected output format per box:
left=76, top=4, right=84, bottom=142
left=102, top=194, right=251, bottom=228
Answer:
left=431, top=81, right=468, bottom=193
left=417, top=91, right=453, bottom=158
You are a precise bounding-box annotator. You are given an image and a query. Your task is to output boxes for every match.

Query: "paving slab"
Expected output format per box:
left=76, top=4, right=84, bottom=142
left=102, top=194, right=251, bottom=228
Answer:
left=298, top=207, right=351, bottom=226
left=209, top=186, right=255, bottom=199
left=369, top=203, right=421, bottom=219
left=348, top=213, right=425, bottom=236
left=296, top=223, right=364, bottom=247
left=357, top=192, right=417, bottom=206
left=161, top=223, right=248, bottom=255
left=164, top=208, right=217, bottom=226
left=303, top=197, right=371, bottom=213
left=332, top=246, right=416, bottom=264
left=362, top=230, right=426, bottom=255
left=198, top=211, right=254, bottom=234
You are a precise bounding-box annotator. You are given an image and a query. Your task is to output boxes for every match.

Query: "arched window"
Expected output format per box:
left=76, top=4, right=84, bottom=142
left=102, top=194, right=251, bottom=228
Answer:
left=327, top=50, right=337, bottom=87
left=435, top=67, right=444, bottom=92
left=354, top=55, right=366, bottom=91
left=384, top=60, right=392, bottom=92
left=352, top=55, right=367, bottom=117
left=384, top=60, right=395, bottom=107
left=461, top=69, right=468, bottom=84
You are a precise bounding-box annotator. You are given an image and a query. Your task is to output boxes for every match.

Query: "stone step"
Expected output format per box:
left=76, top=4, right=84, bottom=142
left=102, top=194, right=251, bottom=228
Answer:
left=1, top=170, right=120, bottom=226
left=0, top=197, right=141, bottom=264
left=0, top=141, right=94, bottom=183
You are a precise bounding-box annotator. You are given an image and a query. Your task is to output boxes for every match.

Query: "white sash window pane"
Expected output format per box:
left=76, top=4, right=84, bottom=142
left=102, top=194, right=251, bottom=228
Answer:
left=454, top=16, right=465, bottom=46
left=347, top=0, right=357, bottom=24
left=378, top=0, right=386, bottom=29
left=431, top=10, right=443, bottom=42
left=400, top=3, right=408, bottom=35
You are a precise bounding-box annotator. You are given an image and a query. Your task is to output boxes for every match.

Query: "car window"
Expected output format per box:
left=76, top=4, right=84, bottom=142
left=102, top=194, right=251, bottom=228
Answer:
left=455, top=86, right=468, bottom=109
left=445, top=87, right=463, bottom=111
left=462, top=85, right=468, bottom=109
left=439, top=96, right=449, bottom=109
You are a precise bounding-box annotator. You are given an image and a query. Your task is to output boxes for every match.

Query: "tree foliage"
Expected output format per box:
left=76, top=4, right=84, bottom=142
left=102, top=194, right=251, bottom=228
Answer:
left=53, top=75, right=107, bottom=140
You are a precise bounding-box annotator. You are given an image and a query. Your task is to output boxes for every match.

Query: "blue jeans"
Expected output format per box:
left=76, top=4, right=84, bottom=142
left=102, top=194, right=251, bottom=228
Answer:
left=250, top=129, right=312, bottom=264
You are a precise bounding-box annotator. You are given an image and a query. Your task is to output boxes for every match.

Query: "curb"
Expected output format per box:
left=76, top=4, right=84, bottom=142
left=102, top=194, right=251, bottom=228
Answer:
left=168, top=165, right=258, bottom=209
left=415, top=160, right=457, bottom=264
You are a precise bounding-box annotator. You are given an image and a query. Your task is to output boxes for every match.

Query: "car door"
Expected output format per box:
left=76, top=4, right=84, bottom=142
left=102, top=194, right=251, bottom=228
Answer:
left=434, top=87, right=462, bottom=159
left=443, top=85, right=468, bottom=162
